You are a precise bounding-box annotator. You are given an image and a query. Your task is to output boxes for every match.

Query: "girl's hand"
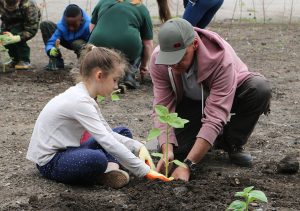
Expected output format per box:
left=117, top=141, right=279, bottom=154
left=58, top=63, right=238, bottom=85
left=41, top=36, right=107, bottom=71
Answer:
left=145, top=170, right=173, bottom=182
left=139, top=145, right=155, bottom=170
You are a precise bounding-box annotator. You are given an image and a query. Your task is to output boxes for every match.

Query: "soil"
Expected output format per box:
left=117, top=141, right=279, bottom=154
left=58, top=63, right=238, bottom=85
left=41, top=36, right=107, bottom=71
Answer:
left=0, top=23, right=299, bottom=211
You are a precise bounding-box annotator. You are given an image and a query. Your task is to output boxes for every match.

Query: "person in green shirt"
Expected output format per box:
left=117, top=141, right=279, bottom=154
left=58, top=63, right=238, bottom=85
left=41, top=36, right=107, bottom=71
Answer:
left=89, top=0, right=153, bottom=89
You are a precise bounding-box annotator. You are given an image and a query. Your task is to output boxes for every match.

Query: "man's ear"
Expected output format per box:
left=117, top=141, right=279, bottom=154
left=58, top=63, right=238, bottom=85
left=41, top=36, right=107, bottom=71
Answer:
left=193, top=39, right=199, bottom=50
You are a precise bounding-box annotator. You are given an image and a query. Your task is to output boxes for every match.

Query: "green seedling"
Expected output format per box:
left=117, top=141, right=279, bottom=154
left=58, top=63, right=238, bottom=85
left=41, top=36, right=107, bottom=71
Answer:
left=0, top=35, right=12, bottom=72
left=147, top=105, right=189, bottom=177
left=227, top=186, right=268, bottom=211
left=97, top=89, right=121, bottom=103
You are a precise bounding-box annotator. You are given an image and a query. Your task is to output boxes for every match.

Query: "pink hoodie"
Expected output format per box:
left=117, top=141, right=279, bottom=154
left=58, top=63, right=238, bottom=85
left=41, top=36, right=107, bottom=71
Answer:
left=150, top=28, right=261, bottom=147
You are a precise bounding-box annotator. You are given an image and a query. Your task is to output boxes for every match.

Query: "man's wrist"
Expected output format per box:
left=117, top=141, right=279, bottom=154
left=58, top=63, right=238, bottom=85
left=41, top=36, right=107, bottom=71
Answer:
left=183, top=158, right=197, bottom=171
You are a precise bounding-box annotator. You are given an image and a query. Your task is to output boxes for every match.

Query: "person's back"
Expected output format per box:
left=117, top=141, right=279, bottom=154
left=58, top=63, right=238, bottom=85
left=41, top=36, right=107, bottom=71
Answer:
left=89, top=0, right=152, bottom=62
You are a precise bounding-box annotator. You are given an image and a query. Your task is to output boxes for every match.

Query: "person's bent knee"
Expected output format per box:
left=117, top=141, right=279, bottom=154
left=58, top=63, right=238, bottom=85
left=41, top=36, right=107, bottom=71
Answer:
left=250, top=76, right=272, bottom=114
left=254, top=77, right=272, bottom=103
left=39, top=20, right=53, bottom=30
left=85, top=150, right=108, bottom=174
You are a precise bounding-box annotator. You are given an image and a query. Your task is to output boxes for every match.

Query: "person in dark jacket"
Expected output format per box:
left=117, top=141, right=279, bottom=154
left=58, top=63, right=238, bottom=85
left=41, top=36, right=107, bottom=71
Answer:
left=40, top=4, right=91, bottom=71
left=0, top=0, right=41, bottom=70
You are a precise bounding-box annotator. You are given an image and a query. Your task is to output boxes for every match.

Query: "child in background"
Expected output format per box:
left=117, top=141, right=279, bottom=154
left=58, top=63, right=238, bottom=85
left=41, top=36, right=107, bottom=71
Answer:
left=26, top=45, right=171, bottom=189
left=40, top=4, right=91, bottom=71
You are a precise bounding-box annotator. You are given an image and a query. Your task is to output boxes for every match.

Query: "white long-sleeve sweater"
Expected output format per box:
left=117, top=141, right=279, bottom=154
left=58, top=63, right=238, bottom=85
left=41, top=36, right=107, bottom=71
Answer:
left=26, top=82, right=150, bottom=177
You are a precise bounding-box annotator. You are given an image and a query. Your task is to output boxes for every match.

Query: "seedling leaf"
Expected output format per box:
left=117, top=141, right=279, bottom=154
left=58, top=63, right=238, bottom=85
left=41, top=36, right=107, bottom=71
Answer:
left=155, top=105, right=169, bottom=116
left=151, top=152, right=163, bottom=158
left=171, top=159, right=187, bottom=168
left=159, top=116, right=169, bottom=124
left=97, top=95, right=105, bottom=103
left=111, top=94, right=120, bottom=101
left=227, top=200, right=246, bottom=211
left=235, top=191, right=248, bottom=199
left=248, top=190, right=268, bottom=203
left=243, top=186, right=254, bottom=193
left=147, top=128, right=161, bottom=141
left=168, top=119, right=184, bottom=128
left=169, top=113, right=178, bottom=118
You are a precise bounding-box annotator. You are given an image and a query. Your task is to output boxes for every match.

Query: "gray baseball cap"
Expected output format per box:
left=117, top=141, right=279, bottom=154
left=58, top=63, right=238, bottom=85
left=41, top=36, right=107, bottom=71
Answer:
left=156, top=18, right=195, bottom=65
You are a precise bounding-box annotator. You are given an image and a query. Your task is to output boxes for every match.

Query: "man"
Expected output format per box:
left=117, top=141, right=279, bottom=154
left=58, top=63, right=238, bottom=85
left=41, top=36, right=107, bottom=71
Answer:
left=150, top=18, right=271, bottom=181
left=40, top=4, right=90, bottom=71
left=0, top=0, right=41, bottom=70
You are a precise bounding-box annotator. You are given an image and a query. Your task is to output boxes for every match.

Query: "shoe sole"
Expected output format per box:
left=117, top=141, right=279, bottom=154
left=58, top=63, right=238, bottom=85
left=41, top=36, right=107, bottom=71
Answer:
left=100, top=169, right=129, bottom=189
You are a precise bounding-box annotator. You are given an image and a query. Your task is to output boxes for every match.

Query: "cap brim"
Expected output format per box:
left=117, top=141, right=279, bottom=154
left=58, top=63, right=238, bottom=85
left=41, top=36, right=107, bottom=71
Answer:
left=155, top=48, right=186, bottom=65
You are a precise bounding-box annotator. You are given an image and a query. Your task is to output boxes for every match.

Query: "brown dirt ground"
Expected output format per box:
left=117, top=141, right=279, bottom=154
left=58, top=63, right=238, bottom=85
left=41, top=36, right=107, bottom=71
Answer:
left=0, top=23, right=299, bottom=211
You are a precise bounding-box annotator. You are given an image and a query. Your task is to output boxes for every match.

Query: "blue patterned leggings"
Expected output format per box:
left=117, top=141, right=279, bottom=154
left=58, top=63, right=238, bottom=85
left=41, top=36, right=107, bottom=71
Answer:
left=36, top=127, right=132, bottom=184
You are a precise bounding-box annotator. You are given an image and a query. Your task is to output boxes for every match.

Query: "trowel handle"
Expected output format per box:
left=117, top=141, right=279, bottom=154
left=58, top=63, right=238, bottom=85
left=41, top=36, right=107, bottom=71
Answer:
left=55, top=39, right=60, bottom=49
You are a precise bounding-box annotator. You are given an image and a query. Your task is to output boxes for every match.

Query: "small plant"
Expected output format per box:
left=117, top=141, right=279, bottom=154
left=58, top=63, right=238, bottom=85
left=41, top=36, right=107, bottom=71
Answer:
left=97, top=89, right=121, bottom=103
left=0, top=39, right=12, bottom=73
left=147, top=105, right=189, bottom=177
left=227, top=186, right=268, bottom=211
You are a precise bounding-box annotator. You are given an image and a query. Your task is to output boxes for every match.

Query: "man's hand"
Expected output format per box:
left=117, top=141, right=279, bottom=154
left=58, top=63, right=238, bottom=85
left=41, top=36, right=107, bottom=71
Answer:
left=145, top=169, right=173, bottom=182
left=140, top=66, right=148, bottom=77
left=139, top=145, right=155, bottom=170
left=156, top=144, right=174, bottom=175
left=2, top=32, right=21, bottom=45
left=50, top=47, right=59, bottom=57
left=171, top=166, right=190, bottom=181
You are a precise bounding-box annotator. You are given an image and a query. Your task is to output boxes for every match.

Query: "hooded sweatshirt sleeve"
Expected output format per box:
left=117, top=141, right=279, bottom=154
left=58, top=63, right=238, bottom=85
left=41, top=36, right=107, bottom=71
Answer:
left=149, top=47, right=178, bottom=147
left=198, top=62, right=237, bottom=145
left=45, top=29, right=62, bottom=54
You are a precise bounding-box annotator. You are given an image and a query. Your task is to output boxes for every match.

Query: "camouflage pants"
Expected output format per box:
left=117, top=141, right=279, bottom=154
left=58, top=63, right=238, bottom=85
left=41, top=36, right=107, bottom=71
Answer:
left=40, top=21, right=86, bottom=58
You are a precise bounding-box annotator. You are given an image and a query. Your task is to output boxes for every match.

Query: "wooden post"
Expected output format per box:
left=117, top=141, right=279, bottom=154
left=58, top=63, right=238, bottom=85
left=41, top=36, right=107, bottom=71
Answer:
left=262, top=0, right=266, bottom=24
left=231, top=0, right=238, bottom=23
left=289, top=0, right=294, bottom=24
left=239, top=0, right=243, bottom=23
left=252, top=0, right=257, bottom=22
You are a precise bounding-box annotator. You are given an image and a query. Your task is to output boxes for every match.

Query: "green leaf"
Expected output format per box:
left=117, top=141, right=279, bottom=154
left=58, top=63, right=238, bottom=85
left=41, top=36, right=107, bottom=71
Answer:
left=169, top=113, right=178, bottom=118
left=111, top=94, right=120, bottom=101
left=151, top=152, right=163, bottom=158
left=172, top=159, right=187, bottom=168
left=159, top=116, right=169, bottom=124
left=248, top=190, right=268, bottom=203
left=147, top=128, right=161, bottom=141
left=227, top=200, right=246, bottom=211
left=235, top=191, right=248, bottom=199
left=155, top=105, right=169, bottom=116
left=97, top=95, right=105, bottom=103
left=168, top=119, right=185, bottom=128
left=179, top=118, right=189, bottom=125
left=243, top=186, right=254, bottom=193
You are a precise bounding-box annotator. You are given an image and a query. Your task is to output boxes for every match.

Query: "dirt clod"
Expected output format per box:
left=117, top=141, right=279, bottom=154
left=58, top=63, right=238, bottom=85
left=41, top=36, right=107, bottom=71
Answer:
left=277, top=155, right=299, bottom=174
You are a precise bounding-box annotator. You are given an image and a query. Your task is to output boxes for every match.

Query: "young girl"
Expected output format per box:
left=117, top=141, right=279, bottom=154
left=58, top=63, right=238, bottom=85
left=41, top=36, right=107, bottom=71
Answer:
left=26, top=46, right=171, bottom=189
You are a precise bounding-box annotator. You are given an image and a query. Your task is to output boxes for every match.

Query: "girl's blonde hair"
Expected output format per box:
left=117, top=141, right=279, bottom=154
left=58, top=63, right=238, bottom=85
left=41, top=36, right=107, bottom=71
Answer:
left=79, top=44, right=126, bottom=79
